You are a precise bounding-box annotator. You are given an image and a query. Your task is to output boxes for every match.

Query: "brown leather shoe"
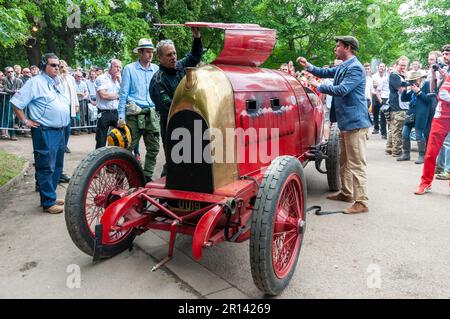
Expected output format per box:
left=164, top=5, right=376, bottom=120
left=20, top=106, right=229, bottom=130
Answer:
left=326, top=192, right=353, bottom=203
left=56, top=198, right=65, bottom=206
left=343, top=202, right=368, bottom=214
left=43, top=205, right=64, bottom=214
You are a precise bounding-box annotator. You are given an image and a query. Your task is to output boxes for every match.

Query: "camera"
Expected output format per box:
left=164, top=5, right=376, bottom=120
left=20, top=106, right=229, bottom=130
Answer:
left=432, top=62, right=446, bottom=71
left=432, top=57, right=446, bottom=71
left=401, top=81, right=413, bottom=87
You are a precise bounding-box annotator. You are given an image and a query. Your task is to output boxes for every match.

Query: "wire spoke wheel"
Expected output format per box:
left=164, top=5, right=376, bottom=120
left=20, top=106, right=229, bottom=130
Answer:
left=65, top=147, right=145, bottom=258
left=326, top=123, right=341, bottom=191
left=84, top=159, right=140, bottom=243
left=272, top=174, right=303, bottom=278
left=250, top=156, right=306, bottom=296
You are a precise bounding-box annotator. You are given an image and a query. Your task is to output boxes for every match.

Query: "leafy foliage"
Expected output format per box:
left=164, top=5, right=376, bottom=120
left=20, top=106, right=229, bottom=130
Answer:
left=0, top=0, right=448, bottom=69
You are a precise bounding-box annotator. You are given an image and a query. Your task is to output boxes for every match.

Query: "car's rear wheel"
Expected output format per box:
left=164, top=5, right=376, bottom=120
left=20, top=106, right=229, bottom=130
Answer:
left=326, top=123, right=341, bottom=191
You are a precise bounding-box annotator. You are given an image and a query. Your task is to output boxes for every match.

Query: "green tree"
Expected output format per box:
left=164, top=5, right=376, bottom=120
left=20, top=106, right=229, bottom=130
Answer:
left=0, top=0, right=448, bottom=70
left=0, top=0, right=144, bottom=66
left=401, top=0, right=450, bottom=65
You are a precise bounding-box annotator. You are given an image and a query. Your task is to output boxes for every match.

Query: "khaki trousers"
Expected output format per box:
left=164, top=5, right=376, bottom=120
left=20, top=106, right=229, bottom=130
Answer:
left=126, top=111, right=160, bottom=179
left=339, top=128, right=369, bottom=206
left=390, top=110, right=407, bottom=155
left=385, top=120, right=393, bottom=152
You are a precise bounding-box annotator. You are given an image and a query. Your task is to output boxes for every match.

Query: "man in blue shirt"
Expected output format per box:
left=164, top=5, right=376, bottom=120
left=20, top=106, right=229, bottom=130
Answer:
left=11, top=53, right=70, bottom=214
left=118, top=38, right=160, bottom=182
left=297, top=36, right=371, bottom=214
left=86, top=69, right=97, bottom=103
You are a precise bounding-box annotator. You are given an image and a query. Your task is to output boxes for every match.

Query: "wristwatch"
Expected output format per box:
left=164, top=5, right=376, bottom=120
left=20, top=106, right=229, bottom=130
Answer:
left=24, top=119, right=28, bottom=126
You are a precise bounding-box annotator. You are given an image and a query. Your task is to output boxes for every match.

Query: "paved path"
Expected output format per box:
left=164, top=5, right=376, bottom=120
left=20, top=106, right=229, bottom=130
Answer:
left=0, top=132, right=449, bottom=298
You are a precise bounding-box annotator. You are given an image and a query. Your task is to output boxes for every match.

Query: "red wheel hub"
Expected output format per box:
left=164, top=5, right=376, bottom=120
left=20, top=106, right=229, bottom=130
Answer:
left=272, top=174, right=304, bottom=278
left=93, top=194, right=107, bottom=207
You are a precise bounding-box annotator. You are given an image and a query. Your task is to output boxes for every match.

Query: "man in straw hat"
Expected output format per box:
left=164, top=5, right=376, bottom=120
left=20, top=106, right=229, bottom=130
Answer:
left=396, top=69, right=431, bottom=164
left=118, top=38, right=160, bottom=183
left=297, top=35, right=371, bottom=214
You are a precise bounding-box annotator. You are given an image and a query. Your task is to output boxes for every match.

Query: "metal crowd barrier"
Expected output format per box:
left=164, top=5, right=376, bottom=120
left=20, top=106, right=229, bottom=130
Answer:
left=0, top=92, right=97, bottom=137
left=0, top=92, right=29, bottom=137
left=71, top=99, right=97, bottom=130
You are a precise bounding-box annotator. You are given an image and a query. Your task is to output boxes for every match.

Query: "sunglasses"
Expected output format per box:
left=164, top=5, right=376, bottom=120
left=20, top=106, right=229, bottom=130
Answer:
left=49, top=63, right=60, bottom=68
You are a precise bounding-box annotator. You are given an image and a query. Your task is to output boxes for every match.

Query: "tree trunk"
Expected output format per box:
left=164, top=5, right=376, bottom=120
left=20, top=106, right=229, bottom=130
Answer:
left=63, top=33, right=76, bottom=64
left=289, top=39, right=295, bottom=51
left=45, top=31, right=57, bottom=54
left=156, top=0, right=167, bottom=40
left=25, top=39, right=42, bottom=66
left=44, top=13, right=57, bottom=54
left=156, top=0, right=167, bottom=16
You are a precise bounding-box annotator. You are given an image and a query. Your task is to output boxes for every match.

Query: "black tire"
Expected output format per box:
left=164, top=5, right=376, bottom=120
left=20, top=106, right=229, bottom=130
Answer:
left=65, top=147, right=145, bottom=258
left=250, top=156, right=307, bottom=296
left=326, top=123, right=341, bottom=192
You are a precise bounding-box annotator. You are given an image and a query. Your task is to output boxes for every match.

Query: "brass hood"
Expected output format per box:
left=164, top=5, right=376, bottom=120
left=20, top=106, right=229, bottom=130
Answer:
left=168, top=65, right=238, bottom=190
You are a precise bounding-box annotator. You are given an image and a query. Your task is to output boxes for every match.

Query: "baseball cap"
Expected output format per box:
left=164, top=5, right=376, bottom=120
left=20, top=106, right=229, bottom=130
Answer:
left=335, top=36, right=359, bottom=51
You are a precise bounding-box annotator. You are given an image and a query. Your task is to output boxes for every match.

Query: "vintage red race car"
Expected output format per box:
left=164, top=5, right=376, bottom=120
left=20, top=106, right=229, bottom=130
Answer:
left=65, top=22, right=340, bottom=296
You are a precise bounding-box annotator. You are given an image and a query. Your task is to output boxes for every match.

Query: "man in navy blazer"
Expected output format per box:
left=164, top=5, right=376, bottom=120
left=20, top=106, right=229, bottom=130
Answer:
left=297, top=36, right=371, bottom=214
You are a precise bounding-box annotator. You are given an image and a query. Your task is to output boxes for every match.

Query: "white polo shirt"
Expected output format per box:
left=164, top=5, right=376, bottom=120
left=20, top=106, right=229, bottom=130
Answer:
left=373, top=72, right=389, bottom=99
left=95, top=73, right=120, bottom=110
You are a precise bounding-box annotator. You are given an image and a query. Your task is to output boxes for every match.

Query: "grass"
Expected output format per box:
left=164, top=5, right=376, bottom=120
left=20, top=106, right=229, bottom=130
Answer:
left=0, top=150, right=27, bottom=187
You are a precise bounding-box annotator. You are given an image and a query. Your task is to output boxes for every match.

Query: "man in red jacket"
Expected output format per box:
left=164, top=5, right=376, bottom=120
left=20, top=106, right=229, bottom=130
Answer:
left=415, top=44, right=450, bottom=195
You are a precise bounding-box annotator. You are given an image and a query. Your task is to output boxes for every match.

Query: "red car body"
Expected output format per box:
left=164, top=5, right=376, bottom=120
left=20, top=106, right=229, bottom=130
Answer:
left=65, top=22, right=335, bottom=296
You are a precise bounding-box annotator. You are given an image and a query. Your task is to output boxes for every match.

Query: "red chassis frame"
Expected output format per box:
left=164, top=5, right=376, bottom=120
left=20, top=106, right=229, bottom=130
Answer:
left=96, top=168, right=272, bottom=270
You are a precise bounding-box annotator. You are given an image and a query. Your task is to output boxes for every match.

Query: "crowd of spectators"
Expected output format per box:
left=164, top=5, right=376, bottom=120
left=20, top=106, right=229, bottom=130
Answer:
left=0, top=63, right=105, bottom=142
left=279, top=45, right=450, bottom=183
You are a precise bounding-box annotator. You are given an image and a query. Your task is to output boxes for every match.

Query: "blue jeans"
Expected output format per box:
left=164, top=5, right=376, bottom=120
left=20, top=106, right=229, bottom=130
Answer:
left=402, top=123, right=424, bottom=141
left=437, top=133, right=450, bottom=173
left=31, top=126, right=65, bottom=208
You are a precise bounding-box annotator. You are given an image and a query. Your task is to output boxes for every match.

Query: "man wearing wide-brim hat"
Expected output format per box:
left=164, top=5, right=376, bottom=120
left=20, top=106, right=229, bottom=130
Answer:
left=396, top=69, right=431, bottom=164
left=118, top=37, right=160, bottom=183
left=297, top=35, right=372, bottom=214
left=133, top=38, right=155, bottom=54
